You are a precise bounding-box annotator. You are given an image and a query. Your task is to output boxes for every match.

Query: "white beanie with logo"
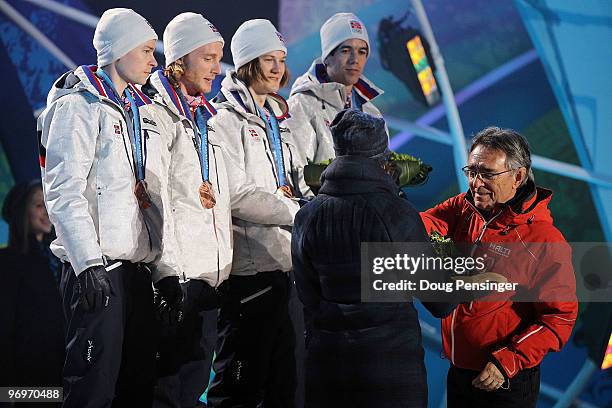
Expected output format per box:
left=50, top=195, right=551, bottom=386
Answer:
left=320, top=12, right=369, bottom=61
left=163, top=12, right=224, bottom=66
left=230, top=19, right=287, bottom=71
left=93, top=8, right=158, bottom=67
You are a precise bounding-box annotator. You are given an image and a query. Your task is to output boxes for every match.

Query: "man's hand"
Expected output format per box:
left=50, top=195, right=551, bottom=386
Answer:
left=154, top=276, right=184, bottom=325
left=78, top=265, right=112, bottom=313
left=472, top=362, right=505, bottom=391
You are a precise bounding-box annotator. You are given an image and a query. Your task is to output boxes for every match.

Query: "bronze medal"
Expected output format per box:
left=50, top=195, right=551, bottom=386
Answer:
left=199, top=181, right=216, bottom=209
left=134, top=180, right=152, bottom=209
left=278, top=184, right=294, bottom=198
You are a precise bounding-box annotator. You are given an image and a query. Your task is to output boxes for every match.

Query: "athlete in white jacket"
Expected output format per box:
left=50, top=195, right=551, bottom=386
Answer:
left=287, top=13, right=386, bottom=167
left=206, top=19, right=301, bottom=407
left=37, top=8, right=175, bottom=407
left=136, top=13, right=230, bottom=408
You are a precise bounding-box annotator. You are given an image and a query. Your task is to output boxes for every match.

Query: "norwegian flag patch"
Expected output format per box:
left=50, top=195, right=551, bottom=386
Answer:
left=114, top=123, right=122, bottom=135
left=350, top=20, right=363, bottom=33
left=248, top=128, right=261, bottom=141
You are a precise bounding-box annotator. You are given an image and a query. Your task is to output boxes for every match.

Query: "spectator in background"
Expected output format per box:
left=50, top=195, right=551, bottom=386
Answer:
left=0, top=180, right=64, bottom=407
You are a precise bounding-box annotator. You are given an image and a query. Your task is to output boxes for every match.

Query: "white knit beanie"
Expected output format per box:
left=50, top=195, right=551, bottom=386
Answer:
left=93, top=8, right=158, bottom=67
left=163, top=12, right=224, bottom=66
left=320, top=13, right=369, bottom=61
left=230, top=19, right=287, bottom=71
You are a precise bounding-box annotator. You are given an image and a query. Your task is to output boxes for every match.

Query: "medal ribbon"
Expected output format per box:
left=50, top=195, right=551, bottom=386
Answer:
left=193, top=107, right=210, bottom=182
left=96, top=69, right=146, bottom=181
left=256, top=102, right=287, bottom=187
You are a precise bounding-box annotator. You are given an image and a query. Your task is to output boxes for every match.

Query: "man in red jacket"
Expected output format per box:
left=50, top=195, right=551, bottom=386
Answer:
left=421, top=126, right=578, bottom=407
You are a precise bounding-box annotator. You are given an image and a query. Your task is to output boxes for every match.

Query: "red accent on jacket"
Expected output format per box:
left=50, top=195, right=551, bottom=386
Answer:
left=421, top=186, right=578, bottom=378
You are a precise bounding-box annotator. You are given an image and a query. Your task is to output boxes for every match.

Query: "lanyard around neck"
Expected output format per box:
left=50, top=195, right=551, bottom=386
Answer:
left=193, top=107, right=210, bottom=182
left=96, top=69, right=146, bottom=181
left=256, top=102, right=287, bottom=187
left=173, top=87, right=211, bottom=184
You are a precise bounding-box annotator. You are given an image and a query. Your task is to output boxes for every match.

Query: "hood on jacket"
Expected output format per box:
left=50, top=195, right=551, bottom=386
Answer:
left=214, top=70, right=290, bottom=123
left=46, top=65, right=153, bottom=111
left=142, top=69, right=217, bottom=123
left=465, top=179, right=554, bottom=228
left=319, top=155, right=398, bottom=196
left=289, top=58, right=383, bottom=109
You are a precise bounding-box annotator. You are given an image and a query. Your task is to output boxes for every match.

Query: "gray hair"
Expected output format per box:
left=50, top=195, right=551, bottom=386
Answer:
left=470, top=126, right=534, bottom=185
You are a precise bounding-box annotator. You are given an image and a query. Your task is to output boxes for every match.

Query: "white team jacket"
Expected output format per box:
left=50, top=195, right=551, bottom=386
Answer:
left=287, top=58, right=386, bottom=165
left=38, top=65, right=163, bottom=276
left=209, top=71, right=302, bottom=275
left=136, top=70, right=233, bottom=286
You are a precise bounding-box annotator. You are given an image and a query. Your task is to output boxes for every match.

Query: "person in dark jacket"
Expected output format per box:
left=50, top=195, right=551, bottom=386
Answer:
left=291, top=109, right=455, bottom=408
left=0, top=180, right=64, bottom=408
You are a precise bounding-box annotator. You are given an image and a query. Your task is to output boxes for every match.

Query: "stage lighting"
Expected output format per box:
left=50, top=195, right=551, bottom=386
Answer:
left=378, top=14, right=441, bottom=107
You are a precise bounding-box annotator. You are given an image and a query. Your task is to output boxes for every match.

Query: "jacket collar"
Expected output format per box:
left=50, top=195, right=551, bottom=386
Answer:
left=464, top=180, right=554, bottom=228
left=146, top=70, right=216, bottom=122
left=215, top=70, right=290, bottom=123
left=290, top=58, right=383, bottom=108
left=47, top=65, right=120, bottom=109
left=319, top=156, right=398, bottom=196
left=70, top=65, right=153, bottom=110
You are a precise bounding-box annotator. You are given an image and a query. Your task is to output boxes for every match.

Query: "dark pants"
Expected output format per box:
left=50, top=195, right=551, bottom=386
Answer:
left=60, top=261, right=156, bottom=408
left=154, top=280, right=218, bottom=408
left=287, top=272, right=305, bottom=408
left=447, top=364, right=540, bottom=408
left=304, top=305, right=427, bottom=408
left=207, top=271, right=296, bottom=408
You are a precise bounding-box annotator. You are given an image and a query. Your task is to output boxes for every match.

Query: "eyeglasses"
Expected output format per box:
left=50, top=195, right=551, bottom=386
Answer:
left=462, top=166, right=516, bottom=180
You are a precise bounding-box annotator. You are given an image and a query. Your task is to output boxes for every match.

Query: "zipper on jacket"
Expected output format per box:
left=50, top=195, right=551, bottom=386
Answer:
left=468, top=208, right=504, bottom=261
left=211, top=207, right=220, bottom=286
left=206, top=142, right=221, bottom=286
left=210, top=147, right=221, bottom=287
left=211, top=144, right=222, bottom=195
left=285, top=142, right=302, bottom=198
left=475, top=210, right=502, bottom=244
left=213, top=151, right=220, bottom=285
left=119, top=121, right=136, bottom=177
left=259, top=127, right=281, bottom=187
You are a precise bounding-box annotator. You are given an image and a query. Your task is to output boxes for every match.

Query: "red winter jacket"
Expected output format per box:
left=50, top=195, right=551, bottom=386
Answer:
left=420, top=184, right=578, bottom=378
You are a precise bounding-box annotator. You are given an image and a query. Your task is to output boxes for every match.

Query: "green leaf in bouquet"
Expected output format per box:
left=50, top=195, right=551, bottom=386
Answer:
left=304, top=162, right=330, bottom=189
left=390, top=152, right=433, bottom=187
left=429, top=231, right=457, bottom=258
